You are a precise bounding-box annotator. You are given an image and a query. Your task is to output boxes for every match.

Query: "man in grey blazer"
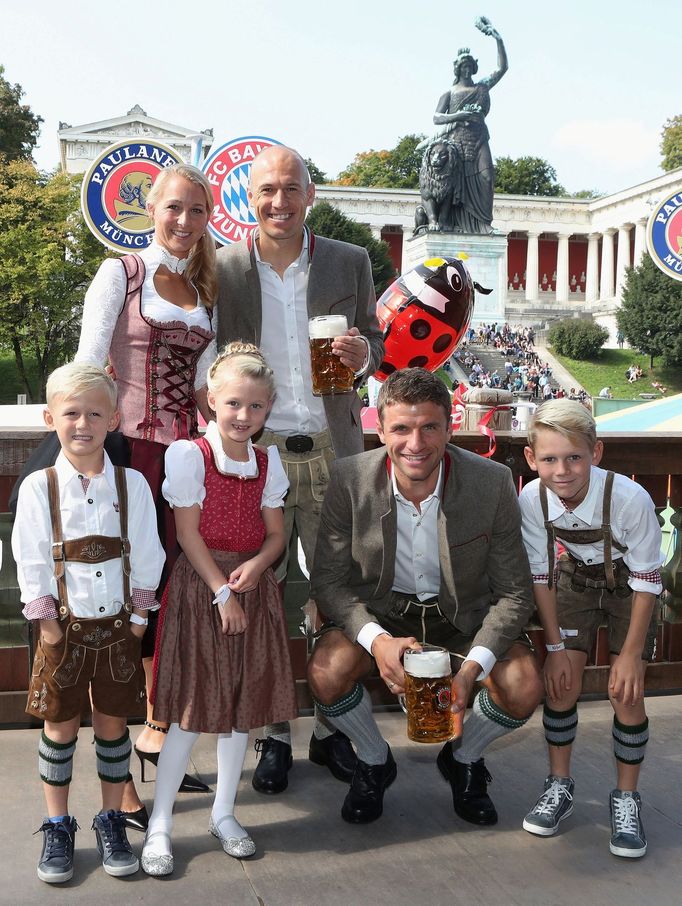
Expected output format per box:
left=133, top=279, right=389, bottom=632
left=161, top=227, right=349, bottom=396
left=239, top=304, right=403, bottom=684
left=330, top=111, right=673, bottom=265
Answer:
left=216, top=145, right=384, bottom=795
left=308, top=368, right=543, bottom=825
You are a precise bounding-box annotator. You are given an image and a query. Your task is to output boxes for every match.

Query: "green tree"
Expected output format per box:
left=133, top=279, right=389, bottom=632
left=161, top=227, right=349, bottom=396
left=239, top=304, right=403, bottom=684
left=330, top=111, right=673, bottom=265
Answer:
left=306, top=201, right=395, bottom=295
left=337, top=134, right=426, bottom=189
left=548, top=318, right=609, bottom=359
left=494, top=156, right=566, bottom=196
left=0, top=159, right=107, bottom=400
left=0, top=64, right=43, bottom=160
left=304, top=158, right=327, bottom=184
left=618, top=254, right=682, bottom=368
left=660, top=115, right=682, bottom=172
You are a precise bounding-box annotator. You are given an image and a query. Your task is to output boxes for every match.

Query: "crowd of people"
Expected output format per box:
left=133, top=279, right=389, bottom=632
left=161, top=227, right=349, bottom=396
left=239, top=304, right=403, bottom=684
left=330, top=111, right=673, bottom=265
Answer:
left=452, top=322, right=590, bottom=405
left=12, top=146, right=661, bottom=887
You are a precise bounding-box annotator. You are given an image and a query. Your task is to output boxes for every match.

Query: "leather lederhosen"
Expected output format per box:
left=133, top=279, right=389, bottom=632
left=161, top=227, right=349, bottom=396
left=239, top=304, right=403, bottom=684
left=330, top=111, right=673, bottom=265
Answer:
left=540, top=471, right=628, bottom=592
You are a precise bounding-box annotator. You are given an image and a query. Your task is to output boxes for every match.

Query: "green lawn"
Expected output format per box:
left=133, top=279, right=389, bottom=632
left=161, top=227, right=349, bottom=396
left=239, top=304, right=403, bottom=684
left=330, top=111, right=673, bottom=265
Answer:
left=0, top=354, right=43, bottom=405
left=550, top=348, right=682, bottom=400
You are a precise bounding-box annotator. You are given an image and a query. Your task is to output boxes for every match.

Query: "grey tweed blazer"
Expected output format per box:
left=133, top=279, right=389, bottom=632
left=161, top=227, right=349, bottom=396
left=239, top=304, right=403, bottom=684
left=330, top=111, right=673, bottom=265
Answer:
left=215, top=231, right=384, bottom=460
left=311, top=444, right=534, bottom=658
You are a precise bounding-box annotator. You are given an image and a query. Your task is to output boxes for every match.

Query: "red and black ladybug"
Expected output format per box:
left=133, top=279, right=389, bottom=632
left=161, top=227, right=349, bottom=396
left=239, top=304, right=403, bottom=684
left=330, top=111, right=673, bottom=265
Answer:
left=373, top=256, right=489, bottom=381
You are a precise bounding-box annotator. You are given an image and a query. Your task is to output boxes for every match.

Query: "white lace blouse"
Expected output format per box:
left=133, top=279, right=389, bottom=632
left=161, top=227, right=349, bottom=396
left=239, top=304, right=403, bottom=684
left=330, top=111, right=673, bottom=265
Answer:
left=162, top=421, right=289, bottom=510
left=76, top=242, right=218, bottom=390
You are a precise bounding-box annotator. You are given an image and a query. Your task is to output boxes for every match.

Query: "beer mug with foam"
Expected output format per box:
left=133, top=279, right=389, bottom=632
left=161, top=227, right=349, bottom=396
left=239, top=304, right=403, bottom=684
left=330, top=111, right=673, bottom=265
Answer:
left=308, top=315, right=355, bottom=396
left=401, top=644, right=455, bottom=744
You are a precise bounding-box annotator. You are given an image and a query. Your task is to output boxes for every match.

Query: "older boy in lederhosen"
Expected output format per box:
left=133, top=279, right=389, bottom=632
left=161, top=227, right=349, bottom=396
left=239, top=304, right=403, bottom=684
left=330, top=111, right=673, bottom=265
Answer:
left=12, top=363, right=164, bottom=884
left=518, top=399, right=662, bottom=859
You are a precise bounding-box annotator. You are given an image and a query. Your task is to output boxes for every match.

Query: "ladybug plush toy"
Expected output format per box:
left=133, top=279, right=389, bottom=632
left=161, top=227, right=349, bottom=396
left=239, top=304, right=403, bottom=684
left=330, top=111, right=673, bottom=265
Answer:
left=373, top=256, right=489, bottom=381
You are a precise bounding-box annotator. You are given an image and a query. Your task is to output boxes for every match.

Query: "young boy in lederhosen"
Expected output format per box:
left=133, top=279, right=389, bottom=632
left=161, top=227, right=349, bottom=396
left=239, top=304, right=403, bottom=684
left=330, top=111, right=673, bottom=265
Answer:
left=12, top=363, right=164, bottom=883
left=518, top=399, right=662, bottom=858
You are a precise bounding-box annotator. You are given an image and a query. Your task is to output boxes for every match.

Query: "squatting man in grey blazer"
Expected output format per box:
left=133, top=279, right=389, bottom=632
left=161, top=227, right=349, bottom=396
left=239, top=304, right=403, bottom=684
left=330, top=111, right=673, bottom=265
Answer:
left=308, top=368, right=543, bottom=825
left=215, top=145, right=384, bottom=795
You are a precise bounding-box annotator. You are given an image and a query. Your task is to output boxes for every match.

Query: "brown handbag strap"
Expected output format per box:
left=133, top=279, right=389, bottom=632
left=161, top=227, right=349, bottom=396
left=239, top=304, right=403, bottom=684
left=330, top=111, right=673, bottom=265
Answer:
left=46, top=467, right=70, bottom=621
left=114, top=466, right=132, bottom=610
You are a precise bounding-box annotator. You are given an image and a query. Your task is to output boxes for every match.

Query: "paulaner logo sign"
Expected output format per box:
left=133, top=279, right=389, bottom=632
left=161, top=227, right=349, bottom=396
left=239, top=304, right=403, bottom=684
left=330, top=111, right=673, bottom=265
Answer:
left=81, top=139, right=181, bottom=253
left=202, top=136, right=281, bottom=246
left=646, top=190, right=682, bottom=282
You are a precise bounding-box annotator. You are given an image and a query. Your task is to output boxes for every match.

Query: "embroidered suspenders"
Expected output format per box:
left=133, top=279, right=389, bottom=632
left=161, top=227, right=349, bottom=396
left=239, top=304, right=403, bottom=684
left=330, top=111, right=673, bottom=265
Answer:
left=540, top=471, right=628, bottom=592
left=46, top=467, right=133, bottom=620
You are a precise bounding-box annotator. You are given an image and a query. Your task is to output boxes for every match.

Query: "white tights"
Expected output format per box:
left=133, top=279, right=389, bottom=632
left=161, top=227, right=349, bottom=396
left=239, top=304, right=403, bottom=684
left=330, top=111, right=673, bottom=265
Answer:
left=144, top=724, right=249, bottom=857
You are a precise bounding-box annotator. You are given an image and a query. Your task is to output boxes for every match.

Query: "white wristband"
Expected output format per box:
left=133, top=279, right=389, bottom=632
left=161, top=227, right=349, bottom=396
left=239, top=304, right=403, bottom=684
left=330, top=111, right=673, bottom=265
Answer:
left=212, top=584, right=231, bottom=607
left=129, top=613, right=149, bottom=626
left=545, top=641, right=565, bottom=652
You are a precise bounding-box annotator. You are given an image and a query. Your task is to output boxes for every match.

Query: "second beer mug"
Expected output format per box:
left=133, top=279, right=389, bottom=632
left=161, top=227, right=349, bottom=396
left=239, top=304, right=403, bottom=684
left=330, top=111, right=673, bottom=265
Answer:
left=309, top=315, right=355, bottom=396
left=402, top=644, right=456, bottom=744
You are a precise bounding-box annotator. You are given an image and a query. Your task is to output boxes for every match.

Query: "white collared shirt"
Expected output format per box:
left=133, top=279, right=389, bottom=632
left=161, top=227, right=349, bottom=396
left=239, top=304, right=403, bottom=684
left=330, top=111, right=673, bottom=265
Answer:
left=356, top=460, right=495, bottom=679
left=76, top=241, right=217, bottom=390
left=519, top=466, right=663, bottom=594
left=13, top=452, right=165, bottom=619
left=162, top=421, right=289, bottom=510
left=254, top=232, right=328, bottom=436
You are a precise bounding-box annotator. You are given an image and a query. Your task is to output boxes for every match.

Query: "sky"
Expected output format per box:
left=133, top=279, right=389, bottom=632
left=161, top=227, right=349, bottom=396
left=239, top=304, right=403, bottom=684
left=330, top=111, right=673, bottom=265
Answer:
left=2, top=0, right=679, bottom=196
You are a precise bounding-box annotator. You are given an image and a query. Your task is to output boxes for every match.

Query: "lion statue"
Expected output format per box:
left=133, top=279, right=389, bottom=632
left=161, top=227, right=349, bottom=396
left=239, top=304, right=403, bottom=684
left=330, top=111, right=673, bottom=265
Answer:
left=414, top=140, right=461, bottom=235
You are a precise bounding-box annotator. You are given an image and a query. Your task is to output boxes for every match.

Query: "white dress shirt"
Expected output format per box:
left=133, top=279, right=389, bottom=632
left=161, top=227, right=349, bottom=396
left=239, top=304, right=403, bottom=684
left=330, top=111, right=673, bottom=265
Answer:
left=162, top=421, right=289, bottom=509
left=519, top=466, right=663, bottom=594
left=356, top=461, right=496, bottom=679
left=76, top=242, right=217, bottom=390
left=13, top=452, right=165, bottom=619
left=254, top=233, right=328, bottom=435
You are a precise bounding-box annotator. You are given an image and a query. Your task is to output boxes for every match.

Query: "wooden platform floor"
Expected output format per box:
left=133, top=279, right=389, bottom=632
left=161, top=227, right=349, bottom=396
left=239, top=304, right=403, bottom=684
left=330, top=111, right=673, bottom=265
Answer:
left=3, top=696, right=682, bottom=905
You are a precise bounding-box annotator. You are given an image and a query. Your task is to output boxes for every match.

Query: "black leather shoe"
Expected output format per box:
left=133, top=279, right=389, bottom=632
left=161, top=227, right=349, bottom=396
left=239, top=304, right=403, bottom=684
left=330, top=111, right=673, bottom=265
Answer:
left=309, top=731, right=358, bottom=783
left=341, top=746, right=397, bottom=824
left=252, top=738, right=292, bottom=794
left=122, top=805, right=148, bottom=833
left=437, top=744, right=498, bottom=825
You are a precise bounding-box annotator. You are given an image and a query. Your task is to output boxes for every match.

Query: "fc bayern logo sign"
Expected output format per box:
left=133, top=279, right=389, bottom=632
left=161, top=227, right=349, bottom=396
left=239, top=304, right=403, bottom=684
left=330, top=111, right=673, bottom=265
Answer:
left=202, top=136, right=282, bottom=246
left=646, top=190, right=682, bottom=282
left=81, top=139, right=182, bottom=253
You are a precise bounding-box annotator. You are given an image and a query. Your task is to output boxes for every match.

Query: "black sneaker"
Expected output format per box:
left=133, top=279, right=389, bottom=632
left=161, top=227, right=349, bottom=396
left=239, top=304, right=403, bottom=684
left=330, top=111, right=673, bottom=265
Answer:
left=35, top=816, right=78, bottom=884
left=609, top=790, right=647, bottom=858
left=92, top=810, right=139, bottom=876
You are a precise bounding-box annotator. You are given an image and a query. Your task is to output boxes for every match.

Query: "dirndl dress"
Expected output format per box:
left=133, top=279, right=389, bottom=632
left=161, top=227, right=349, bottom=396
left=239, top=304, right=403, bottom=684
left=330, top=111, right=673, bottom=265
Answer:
left=152, top=439, right=298, bottom=733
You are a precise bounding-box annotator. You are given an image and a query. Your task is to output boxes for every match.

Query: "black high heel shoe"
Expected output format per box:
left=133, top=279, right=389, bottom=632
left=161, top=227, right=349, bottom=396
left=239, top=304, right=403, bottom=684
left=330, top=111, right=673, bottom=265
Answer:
left=135, top=723, right=210, bottom=793
left=121, top=772, right=149, bottom=832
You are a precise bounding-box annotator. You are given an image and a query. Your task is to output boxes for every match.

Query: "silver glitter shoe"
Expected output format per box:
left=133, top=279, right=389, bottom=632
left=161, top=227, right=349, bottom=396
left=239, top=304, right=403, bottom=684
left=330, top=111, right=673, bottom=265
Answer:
left=208, top=815, right=256, bottom=858
left=141, top=830, right=174, bottom=877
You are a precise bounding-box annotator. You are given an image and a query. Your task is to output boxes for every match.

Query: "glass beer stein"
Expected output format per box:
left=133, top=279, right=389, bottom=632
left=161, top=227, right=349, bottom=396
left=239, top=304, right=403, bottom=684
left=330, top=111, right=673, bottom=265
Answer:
left=308, top=315, right=355, bottom=396
left=401, top=644, right=456, bottom=744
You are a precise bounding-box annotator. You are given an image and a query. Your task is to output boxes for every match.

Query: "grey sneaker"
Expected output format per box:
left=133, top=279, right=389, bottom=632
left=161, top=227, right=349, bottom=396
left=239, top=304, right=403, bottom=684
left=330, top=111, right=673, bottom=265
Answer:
left=523, top=776, right=574, bottom=836
left=35, top=816, right=78, bottom=883
left=92, top=810, right=139, bottom=876
left=609, top=790, right=647, bottom=858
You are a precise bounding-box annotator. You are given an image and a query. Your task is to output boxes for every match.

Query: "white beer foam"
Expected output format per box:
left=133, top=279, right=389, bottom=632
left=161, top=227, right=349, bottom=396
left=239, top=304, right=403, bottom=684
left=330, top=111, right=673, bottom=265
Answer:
left=308, top=315, right=348, bottom=339
left=404, top=648, right=450, bottom=678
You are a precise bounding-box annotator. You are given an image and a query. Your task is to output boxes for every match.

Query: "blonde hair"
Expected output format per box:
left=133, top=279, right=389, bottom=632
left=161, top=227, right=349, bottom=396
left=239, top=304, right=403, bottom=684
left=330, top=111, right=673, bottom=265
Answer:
left=527, top=398, right=597, bottom=450
left=46, top=362, right=118, bottom=410
left=146, top=164, right=217, bottom=308
left=207, top=342, right=276, bottom=398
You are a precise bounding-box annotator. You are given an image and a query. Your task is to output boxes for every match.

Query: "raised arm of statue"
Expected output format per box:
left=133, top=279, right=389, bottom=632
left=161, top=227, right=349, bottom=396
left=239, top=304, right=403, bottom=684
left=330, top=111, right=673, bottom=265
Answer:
left=475, top=16, right=508, bottom=88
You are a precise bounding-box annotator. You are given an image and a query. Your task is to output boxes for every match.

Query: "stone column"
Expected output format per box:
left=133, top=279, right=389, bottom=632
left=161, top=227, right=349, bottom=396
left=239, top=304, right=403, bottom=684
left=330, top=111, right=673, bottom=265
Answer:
left=633, top=218, right=647, bottom=267
left=585, top=233, right=600, bottom=303
left=369, top=225, right=383, bottom=241
left=615, top=225, right=632, bottom=301
left=555, top=233, right=571, bottom=304
left=599, top=228, right=615, bottom=300
left=525, top=231, right=539, bottom=302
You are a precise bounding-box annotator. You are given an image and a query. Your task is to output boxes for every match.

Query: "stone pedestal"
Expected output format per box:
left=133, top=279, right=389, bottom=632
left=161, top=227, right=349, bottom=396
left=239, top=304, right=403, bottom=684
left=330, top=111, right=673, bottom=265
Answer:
left=403, top=232, right=507, bottom=325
